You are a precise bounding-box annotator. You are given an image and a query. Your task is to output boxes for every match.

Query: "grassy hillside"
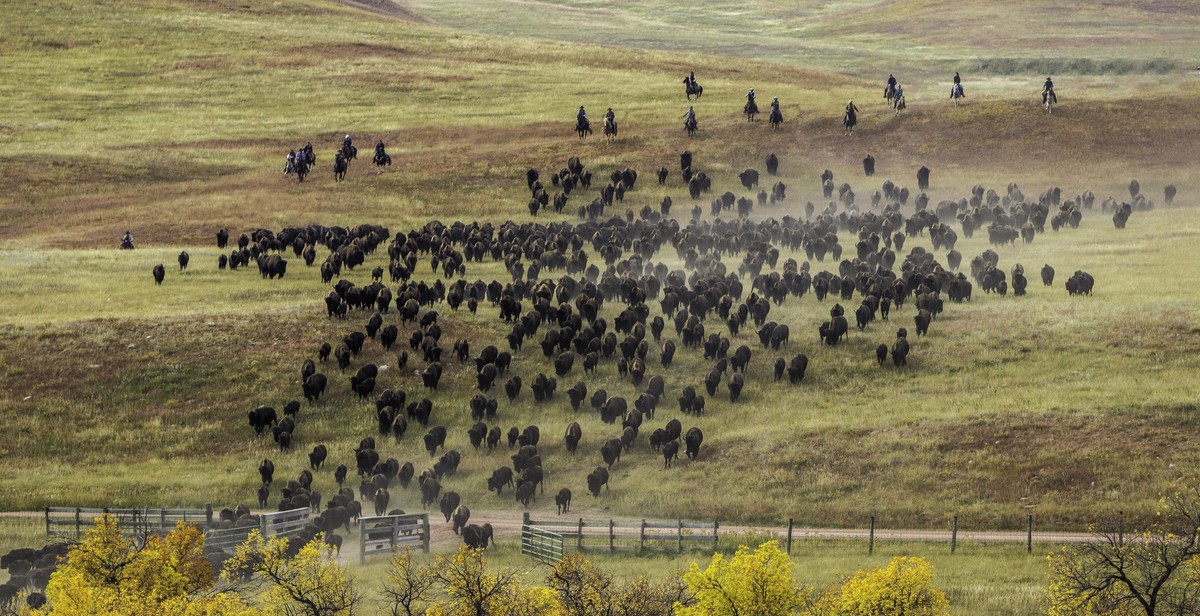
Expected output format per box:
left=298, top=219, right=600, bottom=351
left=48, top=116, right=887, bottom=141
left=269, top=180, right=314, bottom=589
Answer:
left=3, top=0, right=1199, bottom=517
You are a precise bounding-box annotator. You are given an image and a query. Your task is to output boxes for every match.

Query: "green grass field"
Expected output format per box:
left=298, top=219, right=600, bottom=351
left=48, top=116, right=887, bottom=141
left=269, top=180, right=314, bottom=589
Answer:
left=2, top=0, right=1199, bottom=612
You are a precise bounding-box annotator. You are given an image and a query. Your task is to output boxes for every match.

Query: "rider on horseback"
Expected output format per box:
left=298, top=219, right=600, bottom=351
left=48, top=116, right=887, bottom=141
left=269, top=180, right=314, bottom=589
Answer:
left=120, top=230, right=134, bottom=250
left=951, top=71, right=964, bottom=98
left=893, top=83, right=905, bottom=109
left=846, top=99, right=859, bottom=120
left=1042, top=77, right=1056, bottom=104
left=689, top=71, right=697, bottom=88
left=285, top=150, right=296, bottom=175
left=771, top=97, right=780, bottom=113
left=683, top=106, right=696, bottom=129
left=375, top=141, right=385, bottom=156
left=604, top=108, right=615, bottom=131
left=747, top=88, right=756, bottom=104
left=343, top=134, right=352, bottom=151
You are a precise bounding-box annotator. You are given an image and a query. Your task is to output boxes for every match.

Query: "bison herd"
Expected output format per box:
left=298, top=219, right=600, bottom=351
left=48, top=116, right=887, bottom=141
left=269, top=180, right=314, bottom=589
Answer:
left=129, top=145, right=1182, bottom=555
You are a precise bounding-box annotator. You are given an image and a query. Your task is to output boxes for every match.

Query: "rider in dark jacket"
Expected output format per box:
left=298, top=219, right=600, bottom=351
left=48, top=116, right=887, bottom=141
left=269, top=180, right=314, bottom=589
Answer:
left=343, top=134, right=352, bottom=151
left=1042, top=77, right=1055, bottom=103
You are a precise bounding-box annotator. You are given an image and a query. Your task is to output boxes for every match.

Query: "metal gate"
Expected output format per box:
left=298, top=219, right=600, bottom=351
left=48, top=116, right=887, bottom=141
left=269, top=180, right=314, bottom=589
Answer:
left=521, top=524, right=564, bottom=564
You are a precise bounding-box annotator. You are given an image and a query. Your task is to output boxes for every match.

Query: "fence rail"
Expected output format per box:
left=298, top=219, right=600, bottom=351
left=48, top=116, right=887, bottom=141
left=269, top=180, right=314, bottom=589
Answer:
left=358, top=513, right=430, bottom=563
left=45, top=505, right=214, bottom=540
left=523, top=513, right=718, bottom=555
left=203, top=507, right=313, bottom=554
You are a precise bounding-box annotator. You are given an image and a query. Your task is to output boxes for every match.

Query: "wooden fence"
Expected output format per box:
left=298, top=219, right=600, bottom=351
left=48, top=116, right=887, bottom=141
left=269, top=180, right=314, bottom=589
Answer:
left=204, top=507, right=313, bottom=554
left=522, top=512, right=718, bottom=556
left=357, top=513, right=430, bottom=563
left=45, top=505, right=213, bottom=540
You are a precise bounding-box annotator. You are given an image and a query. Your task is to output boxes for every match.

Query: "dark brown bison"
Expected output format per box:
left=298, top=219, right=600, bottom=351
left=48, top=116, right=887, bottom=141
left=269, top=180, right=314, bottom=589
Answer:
left=152, top=264, right=165, bottom=285
left=586, top=467, right=610, bottom=496
left=685, top=427, right=703, bottom=460
left=564, top=421, right=582, bottom=453
left=555, top=488, right=572, bottom=514
left=662, top=440, right=680, bottom=468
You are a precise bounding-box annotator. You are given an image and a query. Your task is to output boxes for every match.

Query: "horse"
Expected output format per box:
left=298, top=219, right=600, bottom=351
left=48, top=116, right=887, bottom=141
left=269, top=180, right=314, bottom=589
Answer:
left=576, top=118, right=592, bottom=139
left=333, top=153, right=348, bottom=182
left=683, top=78, right=703, bottom=100
left=684, top=116, right=698, bottom=137
left=843, top=110, right=857, bottom=136
left=603, top=118, right=617, bottom=142
left=373, top=149, right=391, bottom=166
left=340, top=143, right=357, bottom=163
left=293, top=150, right=310, bottom=182
left=744, top=100, right=758, bottom=122
left=950, top=83, right=964, bottom=107
left=769, top=107, right=782, bottom=129
left=893, top=95, right=906, bottom=117
left=883, top=83, right=895, bottom=107
left=1043, top=90, right=1056, bottom=114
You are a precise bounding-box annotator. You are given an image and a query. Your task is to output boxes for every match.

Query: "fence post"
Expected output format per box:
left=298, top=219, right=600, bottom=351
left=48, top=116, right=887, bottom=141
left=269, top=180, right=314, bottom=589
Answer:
left=678, top=519, right=684, bottom=554
left=523, top=511, right=530, bottom=527
left=75, top=508, right=82, bottom=539
left=359, top=521, right=366, bottom=565
left=1027, top=515, right=1033, bottom=554
left=205, top=503, right=213, bottom=527
left=1118, top=512, right=1125, bottom=545
left=786, top=518, right=793, bottom=555
left=577, top=518, right=583, bottom=552
left=44, top=507, right=50, bottom=537
left=639, top=520, right=646, bottom=553
left=609, top=519, right=615, bottom=554
left=422, top=515, right=430, bottom=553
left=868, top=516, right=875, bottom=556
left=951, top=516, right=958, bottom=554
left=713, top=520, right=719, bottom=551
left=161, top=508, right=167, bottom=530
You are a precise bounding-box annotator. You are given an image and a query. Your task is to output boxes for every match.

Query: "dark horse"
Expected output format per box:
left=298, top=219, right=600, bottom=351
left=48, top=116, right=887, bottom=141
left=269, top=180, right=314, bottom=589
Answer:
left=769, top=107, right=782, bottom=129
left=333, top=153, right=348, bottom=181
left=291, top=150, right=311, bottom=182
left=603, top=118, right=617, bottom=142
left=843, top=109, right=857, bottom=136
left=683, top=78, right=703, bottom=100
left=576, top=117, right=592, bottom=139
left=883, top=83, right=895, bottom=107
left=373, top=148, right=391, bottom=166
left=684, top=116, right=698, bottom=137
left=744, top=100, right=758, bottom=121
left=340, top=143, right=357, bottom=163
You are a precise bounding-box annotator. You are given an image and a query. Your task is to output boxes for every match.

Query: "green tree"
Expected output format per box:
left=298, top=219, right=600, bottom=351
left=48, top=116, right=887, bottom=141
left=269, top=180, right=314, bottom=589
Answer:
left=676, top=540, right=807, bottom=616
left=816, top=556, right=948, bottom=616
left=29, top=515, right=261, bottom=616
left=222, top=530, right=360, bottom=616
left=1045, top=482, right=1200, bottom=616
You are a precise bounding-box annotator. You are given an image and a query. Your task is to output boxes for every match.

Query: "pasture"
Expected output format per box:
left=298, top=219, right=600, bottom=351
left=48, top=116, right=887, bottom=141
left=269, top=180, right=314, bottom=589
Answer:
left=2, top=0, right=1200, bottom=612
